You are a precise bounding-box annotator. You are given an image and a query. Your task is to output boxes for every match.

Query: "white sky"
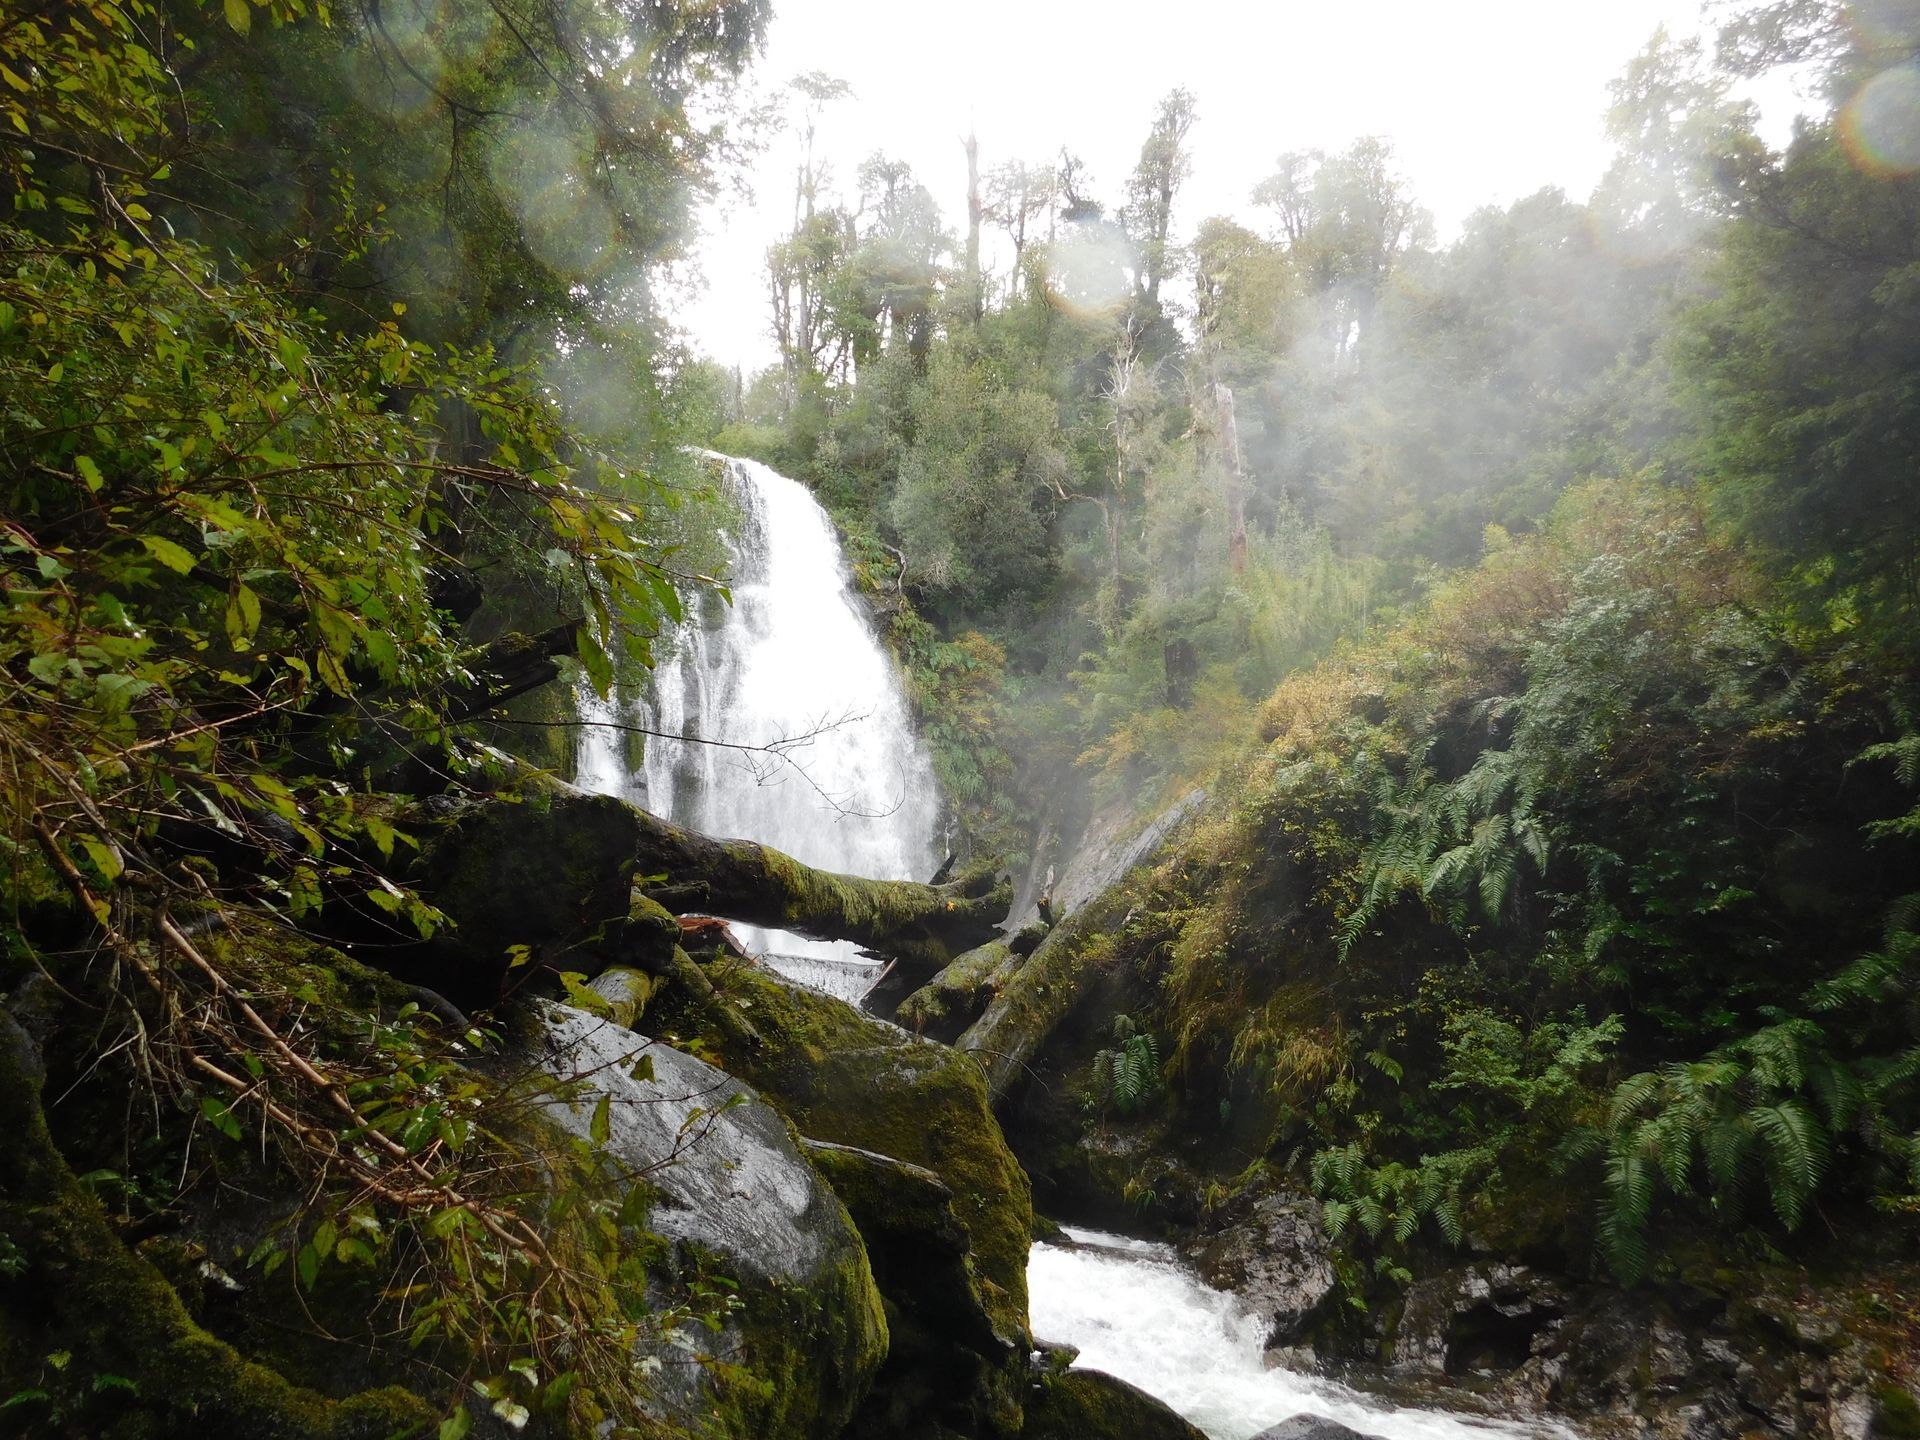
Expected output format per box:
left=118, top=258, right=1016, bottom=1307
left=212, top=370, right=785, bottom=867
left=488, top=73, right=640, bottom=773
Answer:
left=674, top=0, right=1810, bottom=371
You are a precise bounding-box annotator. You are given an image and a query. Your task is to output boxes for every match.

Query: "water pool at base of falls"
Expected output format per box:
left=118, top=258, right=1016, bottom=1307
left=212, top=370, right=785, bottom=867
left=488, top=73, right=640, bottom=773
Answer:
left=1028, top=1227, right=1573, bottom=1440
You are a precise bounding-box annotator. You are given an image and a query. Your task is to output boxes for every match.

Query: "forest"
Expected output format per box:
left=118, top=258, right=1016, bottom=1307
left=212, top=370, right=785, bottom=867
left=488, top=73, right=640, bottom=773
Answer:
left=2, top=1, right=1918, bottom=1438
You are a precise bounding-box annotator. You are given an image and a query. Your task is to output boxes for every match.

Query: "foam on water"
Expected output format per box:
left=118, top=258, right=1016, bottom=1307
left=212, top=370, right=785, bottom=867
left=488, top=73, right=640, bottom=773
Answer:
left=1030, top=1227, right=1575, bottom=1440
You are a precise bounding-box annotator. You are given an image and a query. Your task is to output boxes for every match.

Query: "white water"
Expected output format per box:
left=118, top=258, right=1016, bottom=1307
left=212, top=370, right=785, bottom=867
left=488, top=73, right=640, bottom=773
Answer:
left=1030, top=1228, right=1570, bottom=1440
left=575, top=455, right=941, bottom=1001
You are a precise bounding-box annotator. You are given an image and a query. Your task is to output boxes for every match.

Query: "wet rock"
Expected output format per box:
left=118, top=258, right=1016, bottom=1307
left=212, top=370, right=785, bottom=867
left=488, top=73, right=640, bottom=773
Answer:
left=1019, top=1368, right=1209, bottom=1440
left=1007, top=788, right=1207, bottom=933
left=649, top=958, right=1037, bottom=1436
left=1250, top=1417, right=1385, bottom=1440
left=1184, top=1190, right=1337, bottom=1353
left=533, top=1002, right=888, bottom=1440
left=1391, top=1264, right=1567, bottom=1378
left=804, top=1136, right=1015, bottom=1437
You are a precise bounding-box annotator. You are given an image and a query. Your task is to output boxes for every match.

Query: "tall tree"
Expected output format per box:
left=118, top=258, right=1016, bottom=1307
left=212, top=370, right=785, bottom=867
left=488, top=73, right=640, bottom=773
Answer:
left=1123, top=88, right=1198, bottom=309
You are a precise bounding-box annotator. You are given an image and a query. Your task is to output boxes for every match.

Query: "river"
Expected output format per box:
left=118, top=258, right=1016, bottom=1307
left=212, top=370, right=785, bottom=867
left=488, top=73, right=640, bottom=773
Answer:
left=1029, top=1227, right=1568, bottom=1440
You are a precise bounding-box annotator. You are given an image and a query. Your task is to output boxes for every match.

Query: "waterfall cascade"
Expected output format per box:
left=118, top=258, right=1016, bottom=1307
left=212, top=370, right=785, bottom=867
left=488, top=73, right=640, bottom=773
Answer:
left=575, top=455, right=942, bottom=1000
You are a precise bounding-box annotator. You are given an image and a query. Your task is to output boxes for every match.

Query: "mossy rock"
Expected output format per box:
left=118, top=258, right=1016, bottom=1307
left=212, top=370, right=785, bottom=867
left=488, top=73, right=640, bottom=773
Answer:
left=804, top=1138, right=1022, bottom=1438
left=532, top=1001, right=889, bottom=1440
left=897, top=940, right=1021, bottom=1042
left=1019, top=1368, right=1207, bottom=1440
left=656, top=961, right=1034, bottom=1350
left=0, top=1011, right=433, bottom=1440
left=1876, top=1383, right=1920, bottom=1439
left=958, top=887, right=1133, bottom=1108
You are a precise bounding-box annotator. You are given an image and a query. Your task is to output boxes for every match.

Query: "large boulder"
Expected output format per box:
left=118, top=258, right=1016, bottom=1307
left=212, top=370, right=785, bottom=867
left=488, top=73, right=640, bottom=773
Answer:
left=1183, top=1189, right=1338, bottom=1356
left=650, top=953, right=1036, bottom=1435
left=804, top=1138, right=1016, bottom=1438
left=413, top=781, right=645, bottom=986
left=0, top=1010, right=434, bottom=1440
left=533, top=1002, right=889, bottom=1440
left=1018, top=1368, right=1208, bottom=1440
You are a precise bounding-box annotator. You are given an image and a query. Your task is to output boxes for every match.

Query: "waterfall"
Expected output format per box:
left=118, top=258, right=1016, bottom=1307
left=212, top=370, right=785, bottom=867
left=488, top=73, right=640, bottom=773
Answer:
left=575, top=455, right=942, bottom=1001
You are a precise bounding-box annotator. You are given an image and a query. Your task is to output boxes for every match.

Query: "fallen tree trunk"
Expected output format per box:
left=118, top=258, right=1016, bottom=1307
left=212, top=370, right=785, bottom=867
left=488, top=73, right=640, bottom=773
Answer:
left=629, top=805, right=1009, bottom=974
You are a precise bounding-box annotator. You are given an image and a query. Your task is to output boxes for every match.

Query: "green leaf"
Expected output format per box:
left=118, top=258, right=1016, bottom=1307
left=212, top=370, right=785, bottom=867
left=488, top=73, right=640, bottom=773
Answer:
left=138, top=534, right=196, bottom=575
left=439, top=1405, right=472, bottom=1440
left=590, top=1093, right=612, bottom=1147
left=79, top=838, right=123, bottom=883
left=226, top=583, right=262, bottom=648
left=577, top=624, right=613, bottom=698
left=75, top=455, right=104, bottom=491
left=223, top=0, right=251, bottom=33
left=199, top=1095, right=243, bottom=1142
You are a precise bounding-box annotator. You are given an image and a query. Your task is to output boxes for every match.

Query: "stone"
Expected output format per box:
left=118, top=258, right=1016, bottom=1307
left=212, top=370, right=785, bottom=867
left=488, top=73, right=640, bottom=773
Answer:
left=647, top=958, right=1038, bottom=1438
left=1184, top=1190, right=1336, bottom=1351
left=1390, top=1264, right=1567, bottom=1378
left=532, top=1001, right=888, bottom=1440
left=413, top=780, right=643, bottom=987
left=1018, top=1368, right=1209, bottom=1440
left=1249, top=1417, right=1386, bottom=1440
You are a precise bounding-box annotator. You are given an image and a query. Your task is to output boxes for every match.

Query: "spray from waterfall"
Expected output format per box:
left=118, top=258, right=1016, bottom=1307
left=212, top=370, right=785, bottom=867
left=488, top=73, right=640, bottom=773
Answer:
left=575, top=455, right=942, bottom=999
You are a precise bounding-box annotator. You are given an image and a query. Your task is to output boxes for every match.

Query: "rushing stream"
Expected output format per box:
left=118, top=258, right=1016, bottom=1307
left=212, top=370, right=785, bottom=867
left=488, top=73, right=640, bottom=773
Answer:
left=1030, top=1228, right=1568, bottom=1440
left=578, top=457, right=1558, bottom=1440
left=575, top=454, right=941, bottom=1001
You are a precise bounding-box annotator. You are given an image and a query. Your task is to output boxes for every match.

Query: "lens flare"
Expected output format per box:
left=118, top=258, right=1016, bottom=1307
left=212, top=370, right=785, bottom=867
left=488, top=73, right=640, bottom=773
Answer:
left=1042, top=227, right=1138, bottom=319
left=338, top=15, right=441, bottom=119
left=1841, top=63, right=1920, bottom=176
left=487, top=121, right=616, bottom=280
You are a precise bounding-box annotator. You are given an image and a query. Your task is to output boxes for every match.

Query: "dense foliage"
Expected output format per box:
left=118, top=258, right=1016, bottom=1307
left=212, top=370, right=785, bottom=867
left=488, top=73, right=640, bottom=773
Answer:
left=2, top=0, right=765, bottom=1431
left=721, top=1, right=1920, bottom=1286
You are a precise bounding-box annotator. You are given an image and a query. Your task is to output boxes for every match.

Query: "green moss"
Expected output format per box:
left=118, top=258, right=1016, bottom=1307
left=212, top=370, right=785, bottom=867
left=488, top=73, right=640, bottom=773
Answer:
left=659, top=963, right=1034, bottom=1348
left=662, top=1232, right=887, bottom=1440
left=898, top=940, right=1015, bottom=1041
left=0, top=1012, right=434, bottom=1440
left=1877, top=1384, right=1920, bottom=1440
left=1018, top=1369, right=1206, bottom=1440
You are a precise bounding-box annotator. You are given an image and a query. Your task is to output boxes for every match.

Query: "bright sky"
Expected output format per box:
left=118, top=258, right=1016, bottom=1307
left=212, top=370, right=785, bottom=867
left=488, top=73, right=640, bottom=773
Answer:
left=673, top=0, right=1809, bottom=371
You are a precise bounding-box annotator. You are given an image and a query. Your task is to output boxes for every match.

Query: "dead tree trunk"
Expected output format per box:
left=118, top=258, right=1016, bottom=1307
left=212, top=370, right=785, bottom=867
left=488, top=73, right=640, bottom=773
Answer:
left=1214, top=381, right=1249, bottom=574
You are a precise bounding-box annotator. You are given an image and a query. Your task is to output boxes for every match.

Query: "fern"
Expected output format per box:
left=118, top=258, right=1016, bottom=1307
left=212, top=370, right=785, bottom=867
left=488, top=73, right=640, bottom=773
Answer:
left=1088, top=1015, right=1163, bottom=1117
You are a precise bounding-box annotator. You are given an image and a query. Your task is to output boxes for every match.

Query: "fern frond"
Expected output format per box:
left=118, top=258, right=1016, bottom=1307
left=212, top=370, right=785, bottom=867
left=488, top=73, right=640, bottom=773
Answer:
left=1747, top=1101, right=1827, bottom=1229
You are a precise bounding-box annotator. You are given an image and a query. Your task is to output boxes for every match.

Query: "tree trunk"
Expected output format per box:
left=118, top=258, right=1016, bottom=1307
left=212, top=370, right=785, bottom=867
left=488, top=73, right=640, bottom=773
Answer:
left=1214, top=382, right=1248, bottom=574
left=630, top=806, right=1009, bottom=974
left=964, top=132, right=983, bottom=325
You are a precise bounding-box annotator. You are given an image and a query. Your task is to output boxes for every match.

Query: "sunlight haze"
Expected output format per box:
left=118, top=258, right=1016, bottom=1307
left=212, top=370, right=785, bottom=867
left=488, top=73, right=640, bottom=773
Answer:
left=678, top=0, right=1801, bottom=368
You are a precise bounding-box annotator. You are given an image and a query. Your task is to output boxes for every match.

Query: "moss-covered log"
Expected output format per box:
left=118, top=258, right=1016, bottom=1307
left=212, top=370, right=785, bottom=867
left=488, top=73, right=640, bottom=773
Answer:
left=631, top=806, right=1010, bottom=974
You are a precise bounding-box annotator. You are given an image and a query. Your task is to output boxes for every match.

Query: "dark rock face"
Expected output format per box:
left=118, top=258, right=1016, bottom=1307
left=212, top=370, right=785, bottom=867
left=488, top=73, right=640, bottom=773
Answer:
left=1345, top=1261, right=1891, bottom=1440
left=1249, top=1417, right=1383, bottom=1440
left=804, top=1137, right=1018, bottom=1439
left=1390, top=1264, right=1566, bottom=1378
left=1018, top=1368, right=1209, bottom=1440
left=1183, top=1190, right=1337, bottom=1356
